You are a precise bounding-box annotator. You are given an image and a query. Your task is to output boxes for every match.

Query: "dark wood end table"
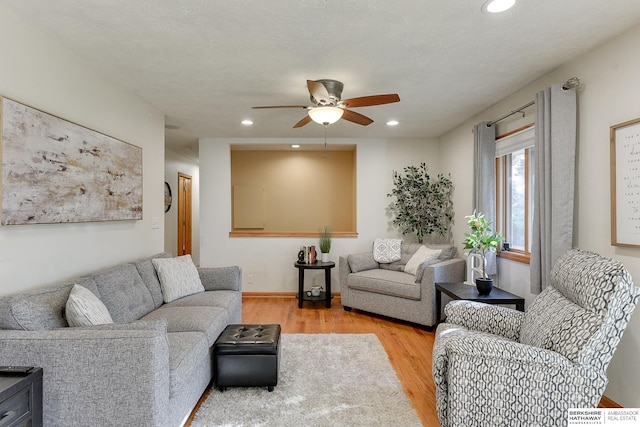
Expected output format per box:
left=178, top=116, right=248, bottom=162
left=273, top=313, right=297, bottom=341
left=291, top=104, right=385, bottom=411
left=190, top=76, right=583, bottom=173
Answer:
left=294, top=261, right=335, bottom=308
left=0, top=367, right=43, bottom=427
left=435, top=282, right=525, bottom=324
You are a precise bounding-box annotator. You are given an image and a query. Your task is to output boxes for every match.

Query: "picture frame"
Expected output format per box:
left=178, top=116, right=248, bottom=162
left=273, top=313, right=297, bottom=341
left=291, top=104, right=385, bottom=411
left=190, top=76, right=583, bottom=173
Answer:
left=1, top=96, right=143, bottom=225
left=610, top=117, right=640, bottom=248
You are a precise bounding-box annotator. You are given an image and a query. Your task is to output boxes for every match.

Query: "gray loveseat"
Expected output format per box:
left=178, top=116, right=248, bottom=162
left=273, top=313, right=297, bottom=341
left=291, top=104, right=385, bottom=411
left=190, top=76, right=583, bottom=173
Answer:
left=339, top=242, right=465, bottom=328
left=0, top=252, right=242, bottom=427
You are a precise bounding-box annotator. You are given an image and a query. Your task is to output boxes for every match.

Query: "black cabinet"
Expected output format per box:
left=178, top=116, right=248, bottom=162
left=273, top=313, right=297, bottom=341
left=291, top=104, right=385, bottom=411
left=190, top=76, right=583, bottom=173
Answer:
left=0, top=368, right=43, bottom=427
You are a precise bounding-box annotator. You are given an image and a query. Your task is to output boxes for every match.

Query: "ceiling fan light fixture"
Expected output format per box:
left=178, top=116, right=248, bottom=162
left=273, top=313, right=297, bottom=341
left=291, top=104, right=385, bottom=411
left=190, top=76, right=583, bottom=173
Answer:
left=482, top=0, right=515, bottom=13
left=308, top=106, right=344, bottom=125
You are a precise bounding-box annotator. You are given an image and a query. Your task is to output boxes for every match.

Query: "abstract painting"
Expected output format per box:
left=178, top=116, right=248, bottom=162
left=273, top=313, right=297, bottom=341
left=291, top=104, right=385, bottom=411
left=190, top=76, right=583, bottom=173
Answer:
left=1, top=97, right=142, bottom=225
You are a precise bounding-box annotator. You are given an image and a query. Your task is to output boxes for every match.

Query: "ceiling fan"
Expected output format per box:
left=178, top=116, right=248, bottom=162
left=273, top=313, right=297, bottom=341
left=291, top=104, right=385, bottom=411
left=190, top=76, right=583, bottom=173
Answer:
left=252, top=79, right=400, bottom=128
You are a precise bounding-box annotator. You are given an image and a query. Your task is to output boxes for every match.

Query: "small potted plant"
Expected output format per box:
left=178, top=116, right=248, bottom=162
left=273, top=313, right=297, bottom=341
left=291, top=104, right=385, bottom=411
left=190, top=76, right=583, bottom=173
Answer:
left=319, top=226, right=332, bottom=262
left=462, top=210, right=504, bottom=295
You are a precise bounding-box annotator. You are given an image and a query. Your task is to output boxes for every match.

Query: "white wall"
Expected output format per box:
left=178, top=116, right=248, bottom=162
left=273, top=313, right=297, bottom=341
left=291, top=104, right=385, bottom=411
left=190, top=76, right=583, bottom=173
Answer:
left=164, top=151, right=200, bottom=265
left=199, top=137, right=440, bottom=292
left=440, top=23, right=640, bottom=407
left=0, top=8, right=165, bottom=295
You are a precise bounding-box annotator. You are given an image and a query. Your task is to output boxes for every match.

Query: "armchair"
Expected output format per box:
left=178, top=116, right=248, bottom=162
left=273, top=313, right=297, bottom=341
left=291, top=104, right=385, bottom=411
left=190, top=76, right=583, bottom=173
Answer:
left=432, top=249, right=639, bottom=427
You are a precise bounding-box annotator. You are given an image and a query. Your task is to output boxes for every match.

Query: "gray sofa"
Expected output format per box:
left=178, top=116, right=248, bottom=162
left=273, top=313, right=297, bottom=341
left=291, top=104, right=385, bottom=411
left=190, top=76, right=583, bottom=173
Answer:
left=339, top=243, right=465, bottom=328
left=0, top=252, right=242, bottom=427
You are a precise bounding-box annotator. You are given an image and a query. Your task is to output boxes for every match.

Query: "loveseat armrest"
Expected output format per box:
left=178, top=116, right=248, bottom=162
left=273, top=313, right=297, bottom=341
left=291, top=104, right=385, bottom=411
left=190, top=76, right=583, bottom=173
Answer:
left=416, top=258, right=466, bottom=326
left=338, top=255, right=351, bottom=288
left=444, top=300, right=525, bottom=341
left=418, top=258, right=466, bottom=286
left=198, top=266, right=242, bottom=291
left=0, top=320, right=171, bottom=426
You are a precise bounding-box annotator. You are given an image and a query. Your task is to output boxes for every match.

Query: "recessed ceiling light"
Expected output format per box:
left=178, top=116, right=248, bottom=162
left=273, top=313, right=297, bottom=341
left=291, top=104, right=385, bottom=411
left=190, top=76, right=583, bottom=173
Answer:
left=241, top=119, right=253, bottom=125
left=482, top=0, right=515, bottom=13
left=386, top=120, right=399, bottom=126
left=291, top=144, right=300, bottom=148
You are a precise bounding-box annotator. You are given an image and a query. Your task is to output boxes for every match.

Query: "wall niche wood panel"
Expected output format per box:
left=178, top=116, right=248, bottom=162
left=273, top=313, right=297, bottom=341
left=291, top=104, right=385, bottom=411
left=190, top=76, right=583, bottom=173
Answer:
left=230, top=147, right=356, bottom=234
left=233, top=185, right=264, bottom=229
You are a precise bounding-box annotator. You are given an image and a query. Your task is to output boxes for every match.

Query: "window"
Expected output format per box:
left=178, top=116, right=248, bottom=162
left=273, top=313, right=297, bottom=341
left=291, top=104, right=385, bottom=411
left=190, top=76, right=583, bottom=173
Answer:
left=496, top=126, right=534, bottom=263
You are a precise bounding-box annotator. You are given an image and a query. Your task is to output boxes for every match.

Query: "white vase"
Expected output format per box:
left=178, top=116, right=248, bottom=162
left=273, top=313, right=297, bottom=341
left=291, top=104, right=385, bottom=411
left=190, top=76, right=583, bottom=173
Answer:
left=321, top=252, right=330, bottom=262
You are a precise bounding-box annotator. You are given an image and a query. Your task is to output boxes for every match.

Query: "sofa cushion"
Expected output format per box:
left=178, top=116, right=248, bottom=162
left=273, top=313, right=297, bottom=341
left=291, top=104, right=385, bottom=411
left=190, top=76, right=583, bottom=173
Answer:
left=87, top=264, right=155, bottom=323
left=404, top=246, right=442, bottom=275
left=164, top=290, right=242, bottom=317
left=65, top=285, right=114, bottom=327
left=347, top=269, right=421, bottom=300
left=348, top=252, right=379, bottom=273
left=380, top=243, right=422, bottom=271
left=520, top=286, right=603, bottom=362
left=152, top=255, right=205, bottom=303
left=0, top=283, right=74, bottom=330
left=166, top=331, right=210, bottom=397
left=141, top=305, right=230, bottom=346
left=432, top=244, right=457, bottom=261
left=373, top=238, right=402, bottom=263
left=133, top=252, right=172, bottom=309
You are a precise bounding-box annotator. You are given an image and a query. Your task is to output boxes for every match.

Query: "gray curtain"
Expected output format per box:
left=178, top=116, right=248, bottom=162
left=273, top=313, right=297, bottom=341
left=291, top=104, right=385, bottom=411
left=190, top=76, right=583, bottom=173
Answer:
left=472, top=121, right=497, bottom=275
left=530, top=85, right=577, bottom=294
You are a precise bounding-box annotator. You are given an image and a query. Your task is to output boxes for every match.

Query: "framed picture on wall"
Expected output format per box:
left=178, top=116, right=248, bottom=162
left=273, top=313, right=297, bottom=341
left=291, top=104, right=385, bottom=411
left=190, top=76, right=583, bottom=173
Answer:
left=610, top=117, right=640, bottom=248
left=1, top=96, right=143, bottom=225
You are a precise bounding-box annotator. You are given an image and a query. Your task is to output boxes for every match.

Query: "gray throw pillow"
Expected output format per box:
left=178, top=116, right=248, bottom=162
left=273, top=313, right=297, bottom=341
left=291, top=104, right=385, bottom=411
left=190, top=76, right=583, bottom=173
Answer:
left=152, top=254, right=205, bottom=303
left=348, top=253, right=379, bottom=273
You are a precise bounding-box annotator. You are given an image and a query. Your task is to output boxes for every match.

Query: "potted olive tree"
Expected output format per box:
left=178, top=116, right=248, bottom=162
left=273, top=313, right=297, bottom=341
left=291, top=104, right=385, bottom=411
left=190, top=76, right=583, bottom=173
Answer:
left=319, top=226, right=332, bottom=262
left=387, top=163, right=454, bottom=243
left=462, top=210, right=504, bottom=295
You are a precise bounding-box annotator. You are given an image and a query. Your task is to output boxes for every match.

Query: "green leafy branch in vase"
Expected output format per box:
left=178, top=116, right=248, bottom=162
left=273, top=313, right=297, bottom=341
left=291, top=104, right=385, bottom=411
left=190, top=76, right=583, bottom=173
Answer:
left=462, top=210, right=504, bottom=278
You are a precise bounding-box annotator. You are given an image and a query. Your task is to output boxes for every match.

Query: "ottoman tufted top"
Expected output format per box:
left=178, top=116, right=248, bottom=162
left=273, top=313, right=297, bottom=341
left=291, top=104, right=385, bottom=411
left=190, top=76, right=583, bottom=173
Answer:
left=214, top=324, right=281, bottom=355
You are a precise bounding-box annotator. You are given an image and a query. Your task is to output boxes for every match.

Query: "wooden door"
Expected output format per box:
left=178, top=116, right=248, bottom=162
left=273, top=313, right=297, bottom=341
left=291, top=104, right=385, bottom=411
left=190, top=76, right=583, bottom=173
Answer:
left=177, top=173, right=192, bottom=256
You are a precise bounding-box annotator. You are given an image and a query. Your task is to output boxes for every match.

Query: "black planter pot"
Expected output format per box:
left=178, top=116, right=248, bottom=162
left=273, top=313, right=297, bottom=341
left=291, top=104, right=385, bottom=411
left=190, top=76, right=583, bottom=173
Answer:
left=475, top=278, right=493, bottom=295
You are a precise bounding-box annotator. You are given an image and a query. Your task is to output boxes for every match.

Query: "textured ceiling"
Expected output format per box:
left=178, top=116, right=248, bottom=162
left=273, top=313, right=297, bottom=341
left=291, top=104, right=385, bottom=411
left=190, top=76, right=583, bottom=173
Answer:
left=3, top=0, right=640, bottom=161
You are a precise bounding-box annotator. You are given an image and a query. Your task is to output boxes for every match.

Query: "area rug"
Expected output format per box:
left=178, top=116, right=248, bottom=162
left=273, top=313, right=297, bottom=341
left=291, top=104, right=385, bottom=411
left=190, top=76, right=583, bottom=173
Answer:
left=191, top=333, right=422, bottom=427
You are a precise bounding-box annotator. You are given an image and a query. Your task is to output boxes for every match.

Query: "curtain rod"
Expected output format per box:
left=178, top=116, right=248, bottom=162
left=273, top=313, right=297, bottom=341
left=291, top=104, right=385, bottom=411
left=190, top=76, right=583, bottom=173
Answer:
left=486, top=77, right=580, bottom=127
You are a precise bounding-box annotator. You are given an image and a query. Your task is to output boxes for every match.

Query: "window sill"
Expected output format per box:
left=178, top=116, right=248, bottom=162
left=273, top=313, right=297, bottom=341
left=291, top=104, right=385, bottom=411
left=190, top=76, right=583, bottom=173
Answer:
left=498, top=250, right=530, bottom=264
left=229, top=231, right=358, bottom=238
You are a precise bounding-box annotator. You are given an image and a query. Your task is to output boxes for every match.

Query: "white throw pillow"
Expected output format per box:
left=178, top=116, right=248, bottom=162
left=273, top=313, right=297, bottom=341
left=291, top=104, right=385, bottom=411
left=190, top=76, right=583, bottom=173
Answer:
left=404, top=246, right=442, bottom=276
left=152, top=254, right=205, bottom=303
left=373, top=239, right=402, bottom=263
left=66, top=284, right=113, bottom=327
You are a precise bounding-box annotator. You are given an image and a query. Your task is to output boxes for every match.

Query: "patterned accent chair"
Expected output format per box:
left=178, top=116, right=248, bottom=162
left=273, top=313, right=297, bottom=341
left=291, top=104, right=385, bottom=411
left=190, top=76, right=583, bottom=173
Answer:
left=432, top=249, right=639, bottom=427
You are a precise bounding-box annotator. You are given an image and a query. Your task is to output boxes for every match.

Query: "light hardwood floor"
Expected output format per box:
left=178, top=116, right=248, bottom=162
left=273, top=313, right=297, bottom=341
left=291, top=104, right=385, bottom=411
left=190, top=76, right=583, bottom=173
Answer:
left=187, top=295, right=618, bottom=426
left=186, top=295, right=440, bottom=426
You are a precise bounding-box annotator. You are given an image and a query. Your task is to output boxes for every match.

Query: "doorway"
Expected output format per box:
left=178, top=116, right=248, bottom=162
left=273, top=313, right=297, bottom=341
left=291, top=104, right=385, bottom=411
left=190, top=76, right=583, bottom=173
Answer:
left=178, top=173, right=192, bottom=256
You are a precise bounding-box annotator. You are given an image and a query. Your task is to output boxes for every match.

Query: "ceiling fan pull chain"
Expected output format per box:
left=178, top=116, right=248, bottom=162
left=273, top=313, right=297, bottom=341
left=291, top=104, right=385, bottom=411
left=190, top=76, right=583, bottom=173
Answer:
left=324, top=125, right=328, bottom=159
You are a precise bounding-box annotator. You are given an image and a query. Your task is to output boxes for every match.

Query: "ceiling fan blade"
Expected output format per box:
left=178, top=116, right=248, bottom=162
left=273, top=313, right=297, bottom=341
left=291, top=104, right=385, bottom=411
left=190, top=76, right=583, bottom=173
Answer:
left=341, top=94, right=400, bottom=108
left=307, top=80, right=331, bottom=104
left=341, top=109, right=374, bottom=126
left=293, top=115, right=313, bottom=128
left=252, top=105, right=308, bottom=109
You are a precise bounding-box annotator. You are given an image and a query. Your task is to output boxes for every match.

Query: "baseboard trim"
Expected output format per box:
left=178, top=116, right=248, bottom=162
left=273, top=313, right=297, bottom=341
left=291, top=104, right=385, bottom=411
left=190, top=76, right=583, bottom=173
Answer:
left=599, top=395, right=622, bottom=408
left=243, top=292, right=341, bottom=300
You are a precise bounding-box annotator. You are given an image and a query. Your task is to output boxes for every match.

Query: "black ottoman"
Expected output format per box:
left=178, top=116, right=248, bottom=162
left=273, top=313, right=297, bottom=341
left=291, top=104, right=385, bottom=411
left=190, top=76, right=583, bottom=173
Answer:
left=213, top=324, right=281, bottom=392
